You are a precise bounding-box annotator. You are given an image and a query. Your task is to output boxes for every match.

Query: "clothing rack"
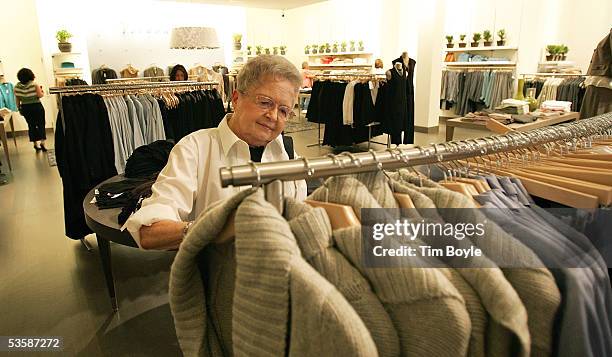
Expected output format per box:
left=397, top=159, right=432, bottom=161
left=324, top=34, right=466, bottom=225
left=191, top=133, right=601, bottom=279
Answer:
left=521, top=73, right=584, bottom=78
left=220, top=113, right=612, bottom=213
left=443, top=66, right=515, bottom=70
left=106, top=76, right=171, bottom=83
left=49, top=80, right=218, bottom=94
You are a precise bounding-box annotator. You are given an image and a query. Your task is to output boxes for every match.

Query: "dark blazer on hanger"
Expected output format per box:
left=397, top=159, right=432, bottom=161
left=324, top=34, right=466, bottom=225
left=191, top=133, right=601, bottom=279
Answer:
left=587, top=28, right=612, bottom=77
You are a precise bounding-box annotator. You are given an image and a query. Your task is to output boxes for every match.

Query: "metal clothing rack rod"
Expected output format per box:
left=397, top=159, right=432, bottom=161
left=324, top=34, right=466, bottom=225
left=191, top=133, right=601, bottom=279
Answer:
left=49, top=81, right=218, bottom=94
left=520, top=73, right=584, bottom=77
left=106, top=76, right=171, bottom=82
left=220, top=112, right=612, bottom=189
left=443, top=66, right=516, bottom=70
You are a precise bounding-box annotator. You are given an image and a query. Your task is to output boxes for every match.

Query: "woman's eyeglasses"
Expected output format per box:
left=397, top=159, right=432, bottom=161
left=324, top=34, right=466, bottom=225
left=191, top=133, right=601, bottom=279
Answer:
left=248, top=94, right=295, bottom=120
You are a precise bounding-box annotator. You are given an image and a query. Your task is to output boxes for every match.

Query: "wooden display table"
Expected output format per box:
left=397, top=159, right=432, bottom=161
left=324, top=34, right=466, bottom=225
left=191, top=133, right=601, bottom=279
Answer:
left=445, top=111, right=580, bottom=141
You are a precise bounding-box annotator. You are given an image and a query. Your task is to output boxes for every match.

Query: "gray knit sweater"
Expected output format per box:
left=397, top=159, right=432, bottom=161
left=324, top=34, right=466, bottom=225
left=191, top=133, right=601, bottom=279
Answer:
left=170, top=189, right=378, bottom=357
left=396, top=170, right=561, bottom=357
left=310, top=174, right=472, bottom=356
left=284, top=198, right=400, bottom=356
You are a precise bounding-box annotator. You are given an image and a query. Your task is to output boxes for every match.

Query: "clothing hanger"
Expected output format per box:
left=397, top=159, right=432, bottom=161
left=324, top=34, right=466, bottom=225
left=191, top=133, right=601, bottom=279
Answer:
left=475, top=136, right=601, bottom=208
left=370, top=149, right=415, bottom=208
left=302, top=156, right=360, bottom=229
left=428, top=143, right=481, bottom=199
left=442, top=142, right=489, bottom=193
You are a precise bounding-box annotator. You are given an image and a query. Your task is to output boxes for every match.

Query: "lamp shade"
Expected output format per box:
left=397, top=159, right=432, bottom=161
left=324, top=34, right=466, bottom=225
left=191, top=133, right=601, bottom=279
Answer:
left=170, top=27, right=220, bottom=49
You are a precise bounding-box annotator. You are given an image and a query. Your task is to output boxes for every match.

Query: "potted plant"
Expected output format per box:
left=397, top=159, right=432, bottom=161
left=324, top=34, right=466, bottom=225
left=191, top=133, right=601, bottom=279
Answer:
left=483, top=30, right=492, bottom=46
left=319, top=45, right=326, bottom=54
left=350, top=40, right=356, bottom=52
left=56, top=29, right=73, bottom=53
left=247, top=45, right=252, bottom=56
left=559, top=45, right=568, bottom=60
left=545, top=45, right=556, bottom=61
left=459, top=34, right=467, bottom=48
left=332, top=42, right=338, bottom=53
left=445, top=35, right=454, bottom=48
left=304, top=45, right=310, bottom=54
left=256, top=45, right=263, bottom=55
left=272, top=46, right=278, bottom=55
left=265, top=47, right=271, bottom=55
left=471, top=33, right=481, bottom=47
left=311, top=44, right=318, bottom=54
left=233, top=33, right=243, bottom=50
left=280, top=45, right=286, bottom=55
left=325, top=43, right=331, bottom=53
left=358, top=40, right=364, bottom=51
left=341, top=41, right=347, bottom=52
left=497, top=29, right=506, bottom=46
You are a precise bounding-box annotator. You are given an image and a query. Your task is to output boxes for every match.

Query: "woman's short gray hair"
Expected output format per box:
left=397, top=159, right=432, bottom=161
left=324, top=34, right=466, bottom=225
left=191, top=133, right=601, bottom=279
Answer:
left=237, top=55, right=302, bottom=95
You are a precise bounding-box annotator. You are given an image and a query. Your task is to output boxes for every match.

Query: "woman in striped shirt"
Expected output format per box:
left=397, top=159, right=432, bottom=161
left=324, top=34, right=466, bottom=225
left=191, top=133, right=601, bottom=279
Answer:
left=14, top=68, right=47, bottom=151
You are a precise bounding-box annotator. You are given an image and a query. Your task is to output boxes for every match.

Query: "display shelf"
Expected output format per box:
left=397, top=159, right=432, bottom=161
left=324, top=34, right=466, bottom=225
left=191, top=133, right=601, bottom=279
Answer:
left=445, top=61, right=516, bottom=66
left=308, top=63, right=372, bottom=68
left=445, top=46, right=517, bottom=52
left=307, top=51, right=372, bottom=57
left=52, top=52, right=82, bottom=57
left=538, top=61, right=573, bottom=65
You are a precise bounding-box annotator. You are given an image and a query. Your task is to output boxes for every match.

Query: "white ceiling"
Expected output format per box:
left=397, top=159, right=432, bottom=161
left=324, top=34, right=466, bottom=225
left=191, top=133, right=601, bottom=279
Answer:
left=156, top=0, right=326, bottom=10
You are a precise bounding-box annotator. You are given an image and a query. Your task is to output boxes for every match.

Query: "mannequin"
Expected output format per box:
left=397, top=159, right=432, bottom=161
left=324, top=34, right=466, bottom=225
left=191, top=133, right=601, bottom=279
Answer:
left=390, top=51, right=416, bottom=144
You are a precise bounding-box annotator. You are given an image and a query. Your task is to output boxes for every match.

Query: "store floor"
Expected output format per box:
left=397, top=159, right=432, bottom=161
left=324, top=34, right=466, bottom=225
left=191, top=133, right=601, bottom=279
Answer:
left=0, top=122, right=486, bottom=356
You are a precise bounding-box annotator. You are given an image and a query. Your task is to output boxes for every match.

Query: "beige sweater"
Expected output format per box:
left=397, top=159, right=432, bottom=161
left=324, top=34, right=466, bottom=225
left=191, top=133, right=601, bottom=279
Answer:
left=396, top=170, right=561, bottom=357
left=284, top=198, right=400, bottom=356
left=170, top=189, right=378, bottom=357
left=310, top=174, right=472, bottom=357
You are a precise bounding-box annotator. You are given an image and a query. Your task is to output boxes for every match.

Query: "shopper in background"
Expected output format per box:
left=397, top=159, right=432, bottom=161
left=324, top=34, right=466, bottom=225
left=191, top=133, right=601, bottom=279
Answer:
left=374, top=58, right=386, bottom=75
left=300, top=61, right=314, bottom=110
left=125, top=55, right=307, bottom=250
left=14, top=68, right=47, bottom=152
left=169, top=64, right=188, bottom=81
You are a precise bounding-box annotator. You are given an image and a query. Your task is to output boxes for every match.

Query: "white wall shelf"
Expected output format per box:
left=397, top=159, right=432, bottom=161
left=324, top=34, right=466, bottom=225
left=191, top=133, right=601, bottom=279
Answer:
left=308, top=63, right=372, bottom=68
left=52, top=52, right=82, bottom=57
left=444, top=46, right=518, bottom=53
left=307, top=51, right=372, bottom=57
left=444, top=61, right=516, bottom=66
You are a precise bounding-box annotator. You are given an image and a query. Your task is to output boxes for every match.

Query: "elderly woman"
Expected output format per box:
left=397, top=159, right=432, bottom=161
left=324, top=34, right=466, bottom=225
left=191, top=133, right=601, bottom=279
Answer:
left=126, top=55, right=306, bottom=250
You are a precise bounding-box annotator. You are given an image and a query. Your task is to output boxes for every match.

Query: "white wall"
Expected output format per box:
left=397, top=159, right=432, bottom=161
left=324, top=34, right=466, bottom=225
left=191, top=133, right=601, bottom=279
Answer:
left=84, top=0, right=246, bottom=74
left=282, top=0, right=385, bottom=68
left=0, top=0, right=54, bottom=131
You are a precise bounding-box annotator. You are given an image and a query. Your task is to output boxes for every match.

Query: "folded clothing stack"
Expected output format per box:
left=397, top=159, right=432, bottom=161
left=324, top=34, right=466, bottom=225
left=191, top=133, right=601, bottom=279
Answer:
left=541, top=100, right=572, bottom=112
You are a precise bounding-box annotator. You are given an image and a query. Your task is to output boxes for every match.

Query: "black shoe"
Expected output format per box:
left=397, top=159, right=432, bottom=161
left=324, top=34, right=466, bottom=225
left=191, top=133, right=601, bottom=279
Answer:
left=40, top=145, right=48, bottom=152
left=34, top=145, right=42, bottom=152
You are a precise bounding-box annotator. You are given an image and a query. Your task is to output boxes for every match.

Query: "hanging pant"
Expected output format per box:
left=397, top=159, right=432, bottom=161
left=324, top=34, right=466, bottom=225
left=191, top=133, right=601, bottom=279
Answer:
left=20, top=102, right=46, bottom=142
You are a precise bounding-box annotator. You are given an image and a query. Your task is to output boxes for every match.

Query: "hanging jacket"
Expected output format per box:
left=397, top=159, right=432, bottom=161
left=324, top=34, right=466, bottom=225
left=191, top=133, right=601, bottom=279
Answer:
left=170, top=189, right=378, bottom=357
left=587, top=28, right=612, bottom=77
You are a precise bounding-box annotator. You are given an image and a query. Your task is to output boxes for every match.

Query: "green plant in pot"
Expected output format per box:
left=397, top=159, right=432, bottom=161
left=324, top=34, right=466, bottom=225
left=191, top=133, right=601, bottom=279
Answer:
left=332, top=42, right=338, bottom=53
left=350, top=40, right=356, bottom=52
left=265, top=47, right=271, bottom=55
left=256, top=45, right=263, bottom=55
left=445, top=35, right=454, bottom=48
left=305, top=45, right=310, bottom=54
left=341, top=41, right=347, bottom=52
left=459, top=34, right=467, bottom=48
left=233, top=33, right=243, bottom=50
left=483, top=30, right=492, bottom=46
left=56, top=29, right=73, bottom=53
left=280, top=45, right=286, bottom=55
left=497, top=29, right=506, bottom=46
left=559, top=45, right=568, bottom=60
left=545, top=45, right=557, bottom=61
left=319, top=45, right=326, bottom=54
left=247, top=45, right=252, bottom=55
left=325, top=43, right=331, bottom=53
left=311, top=43, right=318, bottom=54
left=273, top=46, right=278, bottom=55
left=358, top=40, right=364, bottom=51
left=471, top=33, right=481, bottom=47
